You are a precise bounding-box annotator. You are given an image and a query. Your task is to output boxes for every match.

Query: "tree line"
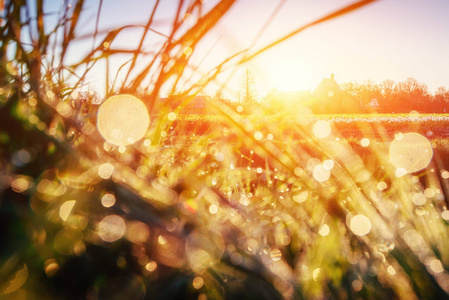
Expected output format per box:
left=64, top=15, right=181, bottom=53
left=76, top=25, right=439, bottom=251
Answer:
left=238, top=71, right=449, bottom=114
left=322, top=77, right=449, bottom=114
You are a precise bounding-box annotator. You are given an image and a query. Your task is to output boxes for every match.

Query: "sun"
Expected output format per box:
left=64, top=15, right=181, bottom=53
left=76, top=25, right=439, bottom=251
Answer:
left=263, top=60, right=315, bottom=92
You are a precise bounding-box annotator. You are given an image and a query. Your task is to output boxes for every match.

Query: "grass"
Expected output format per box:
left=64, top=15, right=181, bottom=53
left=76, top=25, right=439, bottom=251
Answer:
left=2, top=0, right=449, bottom=299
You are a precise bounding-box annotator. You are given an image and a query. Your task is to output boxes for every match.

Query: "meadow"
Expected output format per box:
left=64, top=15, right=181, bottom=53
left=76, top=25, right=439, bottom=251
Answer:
left=2, top=0, right=449, bottom=299
left=174, top=112, right=449, bottom=137
left=3, top=87, right=449, bottom=299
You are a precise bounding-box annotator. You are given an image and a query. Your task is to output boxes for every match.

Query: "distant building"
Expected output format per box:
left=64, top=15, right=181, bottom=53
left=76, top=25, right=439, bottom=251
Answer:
left=312, top=74, right=343, bottom=113
left=367, top=98, right=379, bottom=110
left=313, top=73, right=341, bottom=101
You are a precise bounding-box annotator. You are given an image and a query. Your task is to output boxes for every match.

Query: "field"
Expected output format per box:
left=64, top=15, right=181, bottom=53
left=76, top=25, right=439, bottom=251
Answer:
left=3, top=0, right=449, bottom=299
left=4, top=93, right=449, bottom=298
left=152, top=110, right=449, bottom=299
left=168, top=112, right=449, bottom=166
left=174, top=113, right=449, bottom=137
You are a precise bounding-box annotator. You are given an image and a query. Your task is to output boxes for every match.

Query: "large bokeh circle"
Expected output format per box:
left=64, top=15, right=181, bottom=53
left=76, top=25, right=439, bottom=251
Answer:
left=97, top=94, right=150, bottom=146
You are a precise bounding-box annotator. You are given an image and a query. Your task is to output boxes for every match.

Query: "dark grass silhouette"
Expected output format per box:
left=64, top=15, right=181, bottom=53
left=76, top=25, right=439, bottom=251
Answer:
left=2, top=1, right=449, bottom=299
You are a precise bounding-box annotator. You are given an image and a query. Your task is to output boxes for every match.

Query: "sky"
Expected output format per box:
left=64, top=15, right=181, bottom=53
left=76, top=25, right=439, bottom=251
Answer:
left=48, top=0, right=449, bottom=100
left=215, top=0, right=449, bottom=96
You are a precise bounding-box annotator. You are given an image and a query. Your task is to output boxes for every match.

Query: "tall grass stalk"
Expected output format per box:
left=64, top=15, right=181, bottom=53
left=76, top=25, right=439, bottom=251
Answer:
left=2, top=1, right=449, bottom=299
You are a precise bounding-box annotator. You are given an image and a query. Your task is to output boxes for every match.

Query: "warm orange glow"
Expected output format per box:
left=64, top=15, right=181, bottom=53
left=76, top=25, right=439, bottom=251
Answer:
left=262, top=60, right=316, bottom=92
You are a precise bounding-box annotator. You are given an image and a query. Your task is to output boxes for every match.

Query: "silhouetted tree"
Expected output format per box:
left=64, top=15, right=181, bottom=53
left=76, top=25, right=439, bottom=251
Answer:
left=395, top=77, right=431, bottom=112
left=341, top=81, right=382, bottom=113
left=215, top=89, right=225, bottom=101
left=434, top=86, right=449, bottom=112
left=239, top=69, right=258, bottom=104
left=339, top=78, right=446, bottom=113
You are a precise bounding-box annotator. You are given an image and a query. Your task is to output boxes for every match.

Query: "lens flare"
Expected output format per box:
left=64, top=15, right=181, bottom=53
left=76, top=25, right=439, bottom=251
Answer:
left=313, top=121, right=331, bottom=139
left=412, top=192, right=426, bottom=206
left=44, top=259, right=59, bottom=277
left=168, top=112, right=177, bottom=121
left=387, top=265, right=396, bottom=276
left=319, top=224, right=330, bottom=236
left=98, top=215, right=126, bottom=242
left=3, top=264, right=28, bottom=295
left=11, top=176, right=32, bottom=193
left=313, top=164, right=331, bottom=182
left=59, top=200, right=76, bottom=221
left=146, top=261, right=157, bottom=272
left=126, top=221, right=150, bottom=243
left=98, top=163, right=114, bottom=179
left=97, top=94, right=150, bottom=146
left=189, top=249, right=211, bottom=271
left=389, top=132, right=432, bottom=173
left=349, top=215, right=371, bottom=236
left=101, top=192, right=116, bottom=207
left=293, top=191, right=308, bottom=203
left=270, top=249, right=282, bottom=261
left=429, top=259, right=444, bottom=274
left=361, top=138, right=370, bottom=147
left=192, top=277, right=204, bottom=289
